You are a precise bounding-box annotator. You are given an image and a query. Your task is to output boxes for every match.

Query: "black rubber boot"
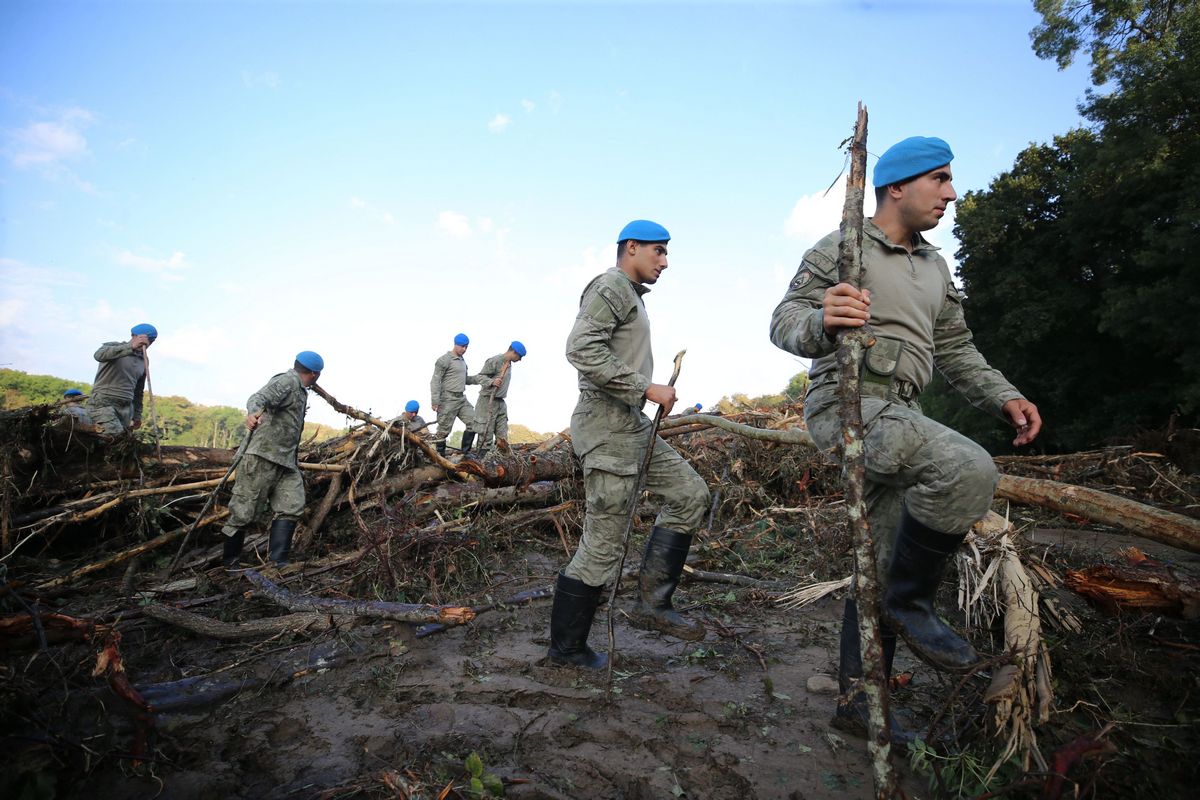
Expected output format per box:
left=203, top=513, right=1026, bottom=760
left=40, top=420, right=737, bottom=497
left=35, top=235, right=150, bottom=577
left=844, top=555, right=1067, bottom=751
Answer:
left=882, top=510, right=979, bottom=672
left=547, top=572, right=608, bottom=669
left=627, top=527, right=705, bottom=641
left=436, top=440, right=447, bottom=457
left=268, top=519, right=297, bottom=567
left=832, top=597, right=917, bottom=748
left=460, top=431, right=476, bottom=454
left=222, top=530, right=244, bottom=569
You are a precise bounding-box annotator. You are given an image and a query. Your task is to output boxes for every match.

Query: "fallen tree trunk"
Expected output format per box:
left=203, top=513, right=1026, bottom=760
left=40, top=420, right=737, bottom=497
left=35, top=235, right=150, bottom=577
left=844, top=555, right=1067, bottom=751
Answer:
left=242, top=568, right=476, bottom=625
left=996, top=474, right=1200, bottom=554
left=142, top=603, right=335, bottom=640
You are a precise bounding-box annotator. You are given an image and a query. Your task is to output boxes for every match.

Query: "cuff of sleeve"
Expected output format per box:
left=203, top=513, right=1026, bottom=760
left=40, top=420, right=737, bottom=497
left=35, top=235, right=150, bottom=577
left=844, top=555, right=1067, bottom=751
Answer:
left=990, top=390, right=1024, bottom=417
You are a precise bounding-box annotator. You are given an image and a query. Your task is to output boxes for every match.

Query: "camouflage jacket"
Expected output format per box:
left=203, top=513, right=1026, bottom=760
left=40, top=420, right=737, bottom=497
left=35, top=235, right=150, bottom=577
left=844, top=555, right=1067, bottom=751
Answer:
left=91, top=341, right=147, bottom=419
left=566, top=268, right=653, bottom=407
left=769, top=220, right=1022, bottom=417
left=399, top=413, right=428, bottom=433
left=430, top=352, right=480, bottom=403
left=244, top=369, right=308, bottom=467
left=472, top=353, right=512, bottom=400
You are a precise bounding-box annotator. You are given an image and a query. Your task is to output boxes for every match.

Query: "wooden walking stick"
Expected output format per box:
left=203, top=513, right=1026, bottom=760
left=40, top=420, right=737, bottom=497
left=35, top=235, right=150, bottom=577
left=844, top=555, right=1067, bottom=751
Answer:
left=142, top=349, right=163, bottom=464
left=166, top=421, right=257, bottom=575
left=835, top=103, right=901, bottom=799
left=605, top=349, right=686, bottom=690
left=480, top=359, right=512, bottom=453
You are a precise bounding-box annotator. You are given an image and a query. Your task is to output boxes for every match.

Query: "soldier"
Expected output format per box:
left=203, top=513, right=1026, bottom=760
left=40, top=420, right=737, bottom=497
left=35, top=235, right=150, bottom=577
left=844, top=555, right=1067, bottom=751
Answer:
left=87, top=323, right=157, bottom=435
left=58, top=388, right=94, bottom=427
left=221, top=351, right=324, bottom=569
left=430, top=333, right=480, bottom=456
left=769, top=136, right=1042, bottom=742
left=469, top=341, right=526, bottom=453
left=399, top=400, right=429, bottom=434
left=547, top=219, right=711, bottom=670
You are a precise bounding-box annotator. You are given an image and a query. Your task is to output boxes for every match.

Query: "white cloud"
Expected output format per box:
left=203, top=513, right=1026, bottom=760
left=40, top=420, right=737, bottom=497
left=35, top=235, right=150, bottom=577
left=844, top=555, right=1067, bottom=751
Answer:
left=783, top=183, right=877, bottom=243
left=349, top=196, right=397, bottom=226
left=547, top=90, right=563, bottom=113
left=241, top=70, right=281, bottom=89
left=153, top=324, right=233, bottom=366
left=115, top=249, right=189, bottom=281
left=8, top=107, right=93, bottom=168
left=476, top=216, right=494, bottom=234
left=487, top=113, right=512, bottom=133
left=521, top=99, right=535, bottom=112
left=437, top=210, right=473, bottom=239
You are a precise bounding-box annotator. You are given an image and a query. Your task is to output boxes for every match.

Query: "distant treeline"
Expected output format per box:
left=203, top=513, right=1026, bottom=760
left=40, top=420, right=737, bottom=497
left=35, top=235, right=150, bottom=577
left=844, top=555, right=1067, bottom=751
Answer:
left=0, top=368, right=342, bottom=447
left=0, top=368, right=557, bottom=447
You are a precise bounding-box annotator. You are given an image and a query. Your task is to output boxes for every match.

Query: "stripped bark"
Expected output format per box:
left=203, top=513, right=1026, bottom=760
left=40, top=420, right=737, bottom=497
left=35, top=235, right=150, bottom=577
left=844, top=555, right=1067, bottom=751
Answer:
left=996, top=474, right=1200, bottom=554
left=658, top=414, right=815, bottom=446
left=834, top=103, right=898, bottom=799
left=142, top=603, right=334, bottom=640
left=242, top=568, right=475, bottom=625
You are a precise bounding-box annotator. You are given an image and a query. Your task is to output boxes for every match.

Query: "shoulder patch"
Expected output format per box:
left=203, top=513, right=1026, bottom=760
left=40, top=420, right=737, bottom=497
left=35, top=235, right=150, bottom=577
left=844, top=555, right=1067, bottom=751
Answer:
left=790, top=268, right=815, bottom=290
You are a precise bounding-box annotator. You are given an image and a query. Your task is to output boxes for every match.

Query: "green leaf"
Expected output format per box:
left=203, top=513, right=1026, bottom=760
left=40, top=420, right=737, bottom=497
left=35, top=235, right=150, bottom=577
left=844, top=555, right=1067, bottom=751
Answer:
left=465, top=751, right=484, bottom=778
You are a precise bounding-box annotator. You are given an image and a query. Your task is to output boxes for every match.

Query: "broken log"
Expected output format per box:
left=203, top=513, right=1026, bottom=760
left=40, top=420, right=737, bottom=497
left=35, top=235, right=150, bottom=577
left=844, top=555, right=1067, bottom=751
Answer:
left=658, top=414, right=815, bottom=447
left=242, top=568, right=476, bottom=625
left=1064, top=548, right=1200, bottom=618
left=996, top=474, right=1200, bottom=554
left=142, top=603, right=334, bottom=640
left=33, top=509, right=229, bottom=591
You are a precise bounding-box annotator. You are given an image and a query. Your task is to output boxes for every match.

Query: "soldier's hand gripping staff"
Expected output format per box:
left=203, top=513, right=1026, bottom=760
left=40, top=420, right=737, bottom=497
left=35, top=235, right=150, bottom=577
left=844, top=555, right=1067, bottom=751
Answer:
left=770, top=136, right=1041, bottom=744
left=546, top=220, right=711, bottom=670
left=221, top=351, right=324, bottom=570
left=430, top=333, right=480, bottom=456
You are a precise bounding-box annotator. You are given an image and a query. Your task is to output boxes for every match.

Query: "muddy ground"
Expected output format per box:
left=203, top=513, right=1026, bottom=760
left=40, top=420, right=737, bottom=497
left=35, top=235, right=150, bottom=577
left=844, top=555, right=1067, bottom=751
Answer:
left=4, top=511, right=1199, bottom=800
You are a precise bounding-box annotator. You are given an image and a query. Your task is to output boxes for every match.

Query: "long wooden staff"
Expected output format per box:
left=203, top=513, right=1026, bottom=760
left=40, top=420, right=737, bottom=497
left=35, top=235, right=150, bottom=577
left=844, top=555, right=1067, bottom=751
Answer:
left=166, top=423, right=256, bottom=575
left=142, top=349, right=163, bottom=464
left=480, top=358, right=512, bottom=452
left=836, top=103, right=900, bottom=799
left=605, top=349, right=686, bottom=691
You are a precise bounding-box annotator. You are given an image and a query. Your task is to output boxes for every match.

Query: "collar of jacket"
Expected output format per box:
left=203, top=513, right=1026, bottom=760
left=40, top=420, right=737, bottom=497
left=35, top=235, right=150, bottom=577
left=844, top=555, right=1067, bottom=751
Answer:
left=609, top=266, right=651, bottom=297
left=864, top=219, right=939, bottom=255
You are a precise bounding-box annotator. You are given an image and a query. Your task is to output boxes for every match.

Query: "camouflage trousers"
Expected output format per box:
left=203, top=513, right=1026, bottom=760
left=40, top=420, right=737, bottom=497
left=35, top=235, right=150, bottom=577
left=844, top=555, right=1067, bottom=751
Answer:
left=805, top=384, right=998, bottom=573
left=87, top=395, right=133, bottom=435
left=471, top=394, right=508, bottom=448
left=220, top=453, right=306, bottom=537
left=564, top=391, right=710, bottom=587
left=433, top=394, right=475, bottom=443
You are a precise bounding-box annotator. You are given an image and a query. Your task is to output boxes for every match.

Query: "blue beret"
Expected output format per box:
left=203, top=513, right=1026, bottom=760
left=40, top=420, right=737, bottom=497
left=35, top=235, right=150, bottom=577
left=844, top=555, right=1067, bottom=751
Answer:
left=295, top=350, right=324, bottom=372
left=405, top=400, right=420, bottom=413
left=131, top=323, right=158, bottom=340
left=64, top=388, right=84, bottom=397
left=617, top=219, right=670, bottom=243
left=694, top=403, right=702, bottom=411
left=454, top=333, right=469, bottom=346
left=873, top=136, right=954, bottom=187
left=510, top=340, right=526, bottom=358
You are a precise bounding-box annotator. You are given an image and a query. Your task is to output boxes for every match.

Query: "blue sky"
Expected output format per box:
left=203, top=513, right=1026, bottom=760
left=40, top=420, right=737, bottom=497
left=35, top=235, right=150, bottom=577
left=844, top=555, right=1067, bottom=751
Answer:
left=1, top=0, right=1092, bottom=432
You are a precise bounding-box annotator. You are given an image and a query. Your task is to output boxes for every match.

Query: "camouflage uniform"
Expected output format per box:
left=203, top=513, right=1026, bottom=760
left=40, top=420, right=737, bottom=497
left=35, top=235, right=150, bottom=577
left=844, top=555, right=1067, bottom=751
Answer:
left=430, top=351, right=478, bottom=444
left=86, top=342, right=146, bottom=435
left=564, top=268, right=710, bottom=587
left=399, top=413, right=428, bottom=434
left=470, top=352, right=512, bottom=449
left=769, top=220, right=1024, bottom=566
left=221, top=369, right=309, bottom=536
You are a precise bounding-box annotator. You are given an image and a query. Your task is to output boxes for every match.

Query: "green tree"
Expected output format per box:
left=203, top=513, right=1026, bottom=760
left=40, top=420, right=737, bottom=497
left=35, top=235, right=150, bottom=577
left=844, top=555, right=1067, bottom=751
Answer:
left=923, top=0, right=1199, bottom=453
